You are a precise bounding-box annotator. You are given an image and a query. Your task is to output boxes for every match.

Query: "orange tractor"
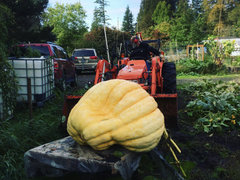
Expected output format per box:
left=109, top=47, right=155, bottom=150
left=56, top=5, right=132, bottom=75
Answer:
left=61, top=33, right=178, bottom=129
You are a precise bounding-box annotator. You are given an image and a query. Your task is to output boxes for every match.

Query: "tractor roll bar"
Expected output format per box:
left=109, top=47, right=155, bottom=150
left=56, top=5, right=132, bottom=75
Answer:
left=125, top=39, right=161, bottom=55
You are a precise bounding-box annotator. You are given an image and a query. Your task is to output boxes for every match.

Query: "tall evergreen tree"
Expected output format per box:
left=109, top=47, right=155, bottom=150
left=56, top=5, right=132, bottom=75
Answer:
left=151, top=1, right=172, bottom=40
left=202, top=0, right=239, bottom=35
left=192, top=0, right=203, bottom=14
left=122, top=5, right=134, bottom=34
left=137, top=0, right=179, bottom=32
left=152, top=1, right=172, bottom=24
left=170, top=0, right=206, bottom=43
left=170, top=0, right=194, bottom=42
left=1, top=0, right=49, bottom=44
left=189, top=14, right=206, bottom=43
left=228, top=3, right=240, bottom=37
left=137, top=0, right=155, bottom=31
left=91, top=7, right=104, bottom=31
left=164, top=0, right=179, bottom=12
left=94, top=0, right=110, bottom=25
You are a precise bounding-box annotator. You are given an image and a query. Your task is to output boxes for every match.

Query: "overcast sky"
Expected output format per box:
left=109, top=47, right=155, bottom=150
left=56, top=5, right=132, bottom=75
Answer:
left=48, top=0, right=141, bottom=30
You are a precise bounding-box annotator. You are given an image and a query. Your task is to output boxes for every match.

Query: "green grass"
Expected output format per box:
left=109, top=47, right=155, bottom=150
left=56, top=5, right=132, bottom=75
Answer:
left=0, top=93, right=68, bottom=179
left=177, top=73, right=239, bottom=79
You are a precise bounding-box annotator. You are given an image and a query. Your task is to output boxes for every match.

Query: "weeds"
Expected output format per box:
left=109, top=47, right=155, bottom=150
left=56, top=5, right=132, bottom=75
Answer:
left=0, top=92, right=66, bottom=180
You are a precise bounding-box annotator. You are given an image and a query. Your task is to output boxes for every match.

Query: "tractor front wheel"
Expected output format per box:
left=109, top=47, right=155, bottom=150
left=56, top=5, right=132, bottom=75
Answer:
left=162, top=62, right=177, bottom=93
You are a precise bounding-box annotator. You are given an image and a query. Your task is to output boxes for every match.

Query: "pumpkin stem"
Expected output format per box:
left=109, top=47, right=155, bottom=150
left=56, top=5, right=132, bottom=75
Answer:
left=163, top=129, right=186, bottom=177
left=163, top=129, right=181, bottom=153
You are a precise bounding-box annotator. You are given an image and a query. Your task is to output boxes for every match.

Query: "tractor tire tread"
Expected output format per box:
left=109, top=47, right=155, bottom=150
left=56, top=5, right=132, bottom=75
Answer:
left=162, top=62, right=177, bottom=93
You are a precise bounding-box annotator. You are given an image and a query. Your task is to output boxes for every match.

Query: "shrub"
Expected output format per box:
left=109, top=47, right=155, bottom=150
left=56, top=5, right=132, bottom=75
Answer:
left=176, top=58, right=229, bottom=76
left=181, top=79, right=240, bottom=133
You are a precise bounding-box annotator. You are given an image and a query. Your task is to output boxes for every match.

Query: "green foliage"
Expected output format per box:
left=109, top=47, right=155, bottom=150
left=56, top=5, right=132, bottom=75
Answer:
left=94, top=0, right=110, bottom=25
left=91, top=7, right=104, bottom=31
left=137, top=0, right=162, bottom=32
left=192, top=0, right=203, bottom=14
left=204, top=35, right=236, bottom=63
left=176, top=58, right=228, bottom=76
left=113, top=150, right=123, bottom=157
left=0, top=60, right=20, bottom=120
left=203, top=0, right=238, bottom=36
left=170, top=0, right=195, bottom=42
left=170, top=160, right=196, bottom=180
left=152, top=1, right=171, bottom=24
left=139, top=154, right=158, bottom=172
left=2, top=0, right=50, bottom=44
left=150, top=1, right=172, bottom=40
left=0, top=4, right=20, bottom=120
left=182, top=79, right=240, bottom=133
left=75, top=27, right=131, bottom=60
left=122, top=5, right=135, bottom=34
left=189, top=13, right=207, bottom=43
left=0, top=97, right=65, bottom=179
left=228, top=4, right=240, bottom=37
left=232, top=56, right=240, bottom=66
left=10, top=46, right=49, bottom=59
left=24, top=47, right=41, bottom=58
left=43, top=2, right=88, bottom=54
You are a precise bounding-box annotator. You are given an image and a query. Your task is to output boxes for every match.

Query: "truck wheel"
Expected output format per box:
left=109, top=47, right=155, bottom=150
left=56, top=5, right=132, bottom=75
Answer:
left=58, top=73, right=67, bottom=91
left=162, top=62, right=177, bottom=93
left=71, top=70, right=78, bottom=87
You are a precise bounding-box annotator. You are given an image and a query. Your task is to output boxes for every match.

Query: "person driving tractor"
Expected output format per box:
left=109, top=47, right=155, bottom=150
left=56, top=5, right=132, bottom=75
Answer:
left=130, top=36, right=160, bottom=60
left=130, top=35, right=160, bottom=71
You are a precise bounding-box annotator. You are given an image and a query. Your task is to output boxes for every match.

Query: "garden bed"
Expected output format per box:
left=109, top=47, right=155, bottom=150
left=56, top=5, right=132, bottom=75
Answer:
left=164, top=79, right=240, bottom=180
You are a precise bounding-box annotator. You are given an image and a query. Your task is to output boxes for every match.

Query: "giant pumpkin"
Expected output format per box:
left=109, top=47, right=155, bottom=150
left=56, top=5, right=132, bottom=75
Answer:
left=67, top=79, right=165, bottom=152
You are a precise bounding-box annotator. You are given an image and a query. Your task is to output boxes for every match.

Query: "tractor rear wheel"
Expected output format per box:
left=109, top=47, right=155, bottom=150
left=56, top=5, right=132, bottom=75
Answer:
left=162, top=62, right=176, bottom=93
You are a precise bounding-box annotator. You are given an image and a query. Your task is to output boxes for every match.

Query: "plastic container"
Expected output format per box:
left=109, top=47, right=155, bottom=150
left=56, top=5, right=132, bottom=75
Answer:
left=8, top=57, right=54, bottom=103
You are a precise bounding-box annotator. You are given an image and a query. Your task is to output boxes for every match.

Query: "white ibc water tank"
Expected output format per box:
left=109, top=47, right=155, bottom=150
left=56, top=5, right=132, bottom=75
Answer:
left=8, top=58, right=54, bottom=103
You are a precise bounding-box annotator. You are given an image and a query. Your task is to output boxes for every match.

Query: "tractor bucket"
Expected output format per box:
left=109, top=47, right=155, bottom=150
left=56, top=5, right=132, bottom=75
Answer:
left=153, top=93, right=178, bottom=129
left=61, top=94, right=178, bottom=130
left=61, top=95, right=82, bottom=125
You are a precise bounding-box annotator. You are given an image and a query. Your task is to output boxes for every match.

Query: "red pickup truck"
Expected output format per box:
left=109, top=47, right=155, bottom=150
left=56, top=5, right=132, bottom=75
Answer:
left=10, top=42, right=77, bottom=90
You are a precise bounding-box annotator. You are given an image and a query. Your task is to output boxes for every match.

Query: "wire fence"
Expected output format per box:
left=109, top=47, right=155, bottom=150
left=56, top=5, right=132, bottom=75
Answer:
left=160, top=40, right=205, bottom=62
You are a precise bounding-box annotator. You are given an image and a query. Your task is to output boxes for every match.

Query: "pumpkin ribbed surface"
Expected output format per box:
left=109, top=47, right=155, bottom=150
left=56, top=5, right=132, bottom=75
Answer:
left=67, top=79, right=165, bottom=152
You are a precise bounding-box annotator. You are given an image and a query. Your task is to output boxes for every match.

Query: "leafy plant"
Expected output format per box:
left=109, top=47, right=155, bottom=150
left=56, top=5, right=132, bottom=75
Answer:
left=176, top=58, right=228, bottom=76
left=204, top=35, right=235, bottom=65
left=182, top=79, right=240, bottom=133
left=0, top=59, right=20, bottom=120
